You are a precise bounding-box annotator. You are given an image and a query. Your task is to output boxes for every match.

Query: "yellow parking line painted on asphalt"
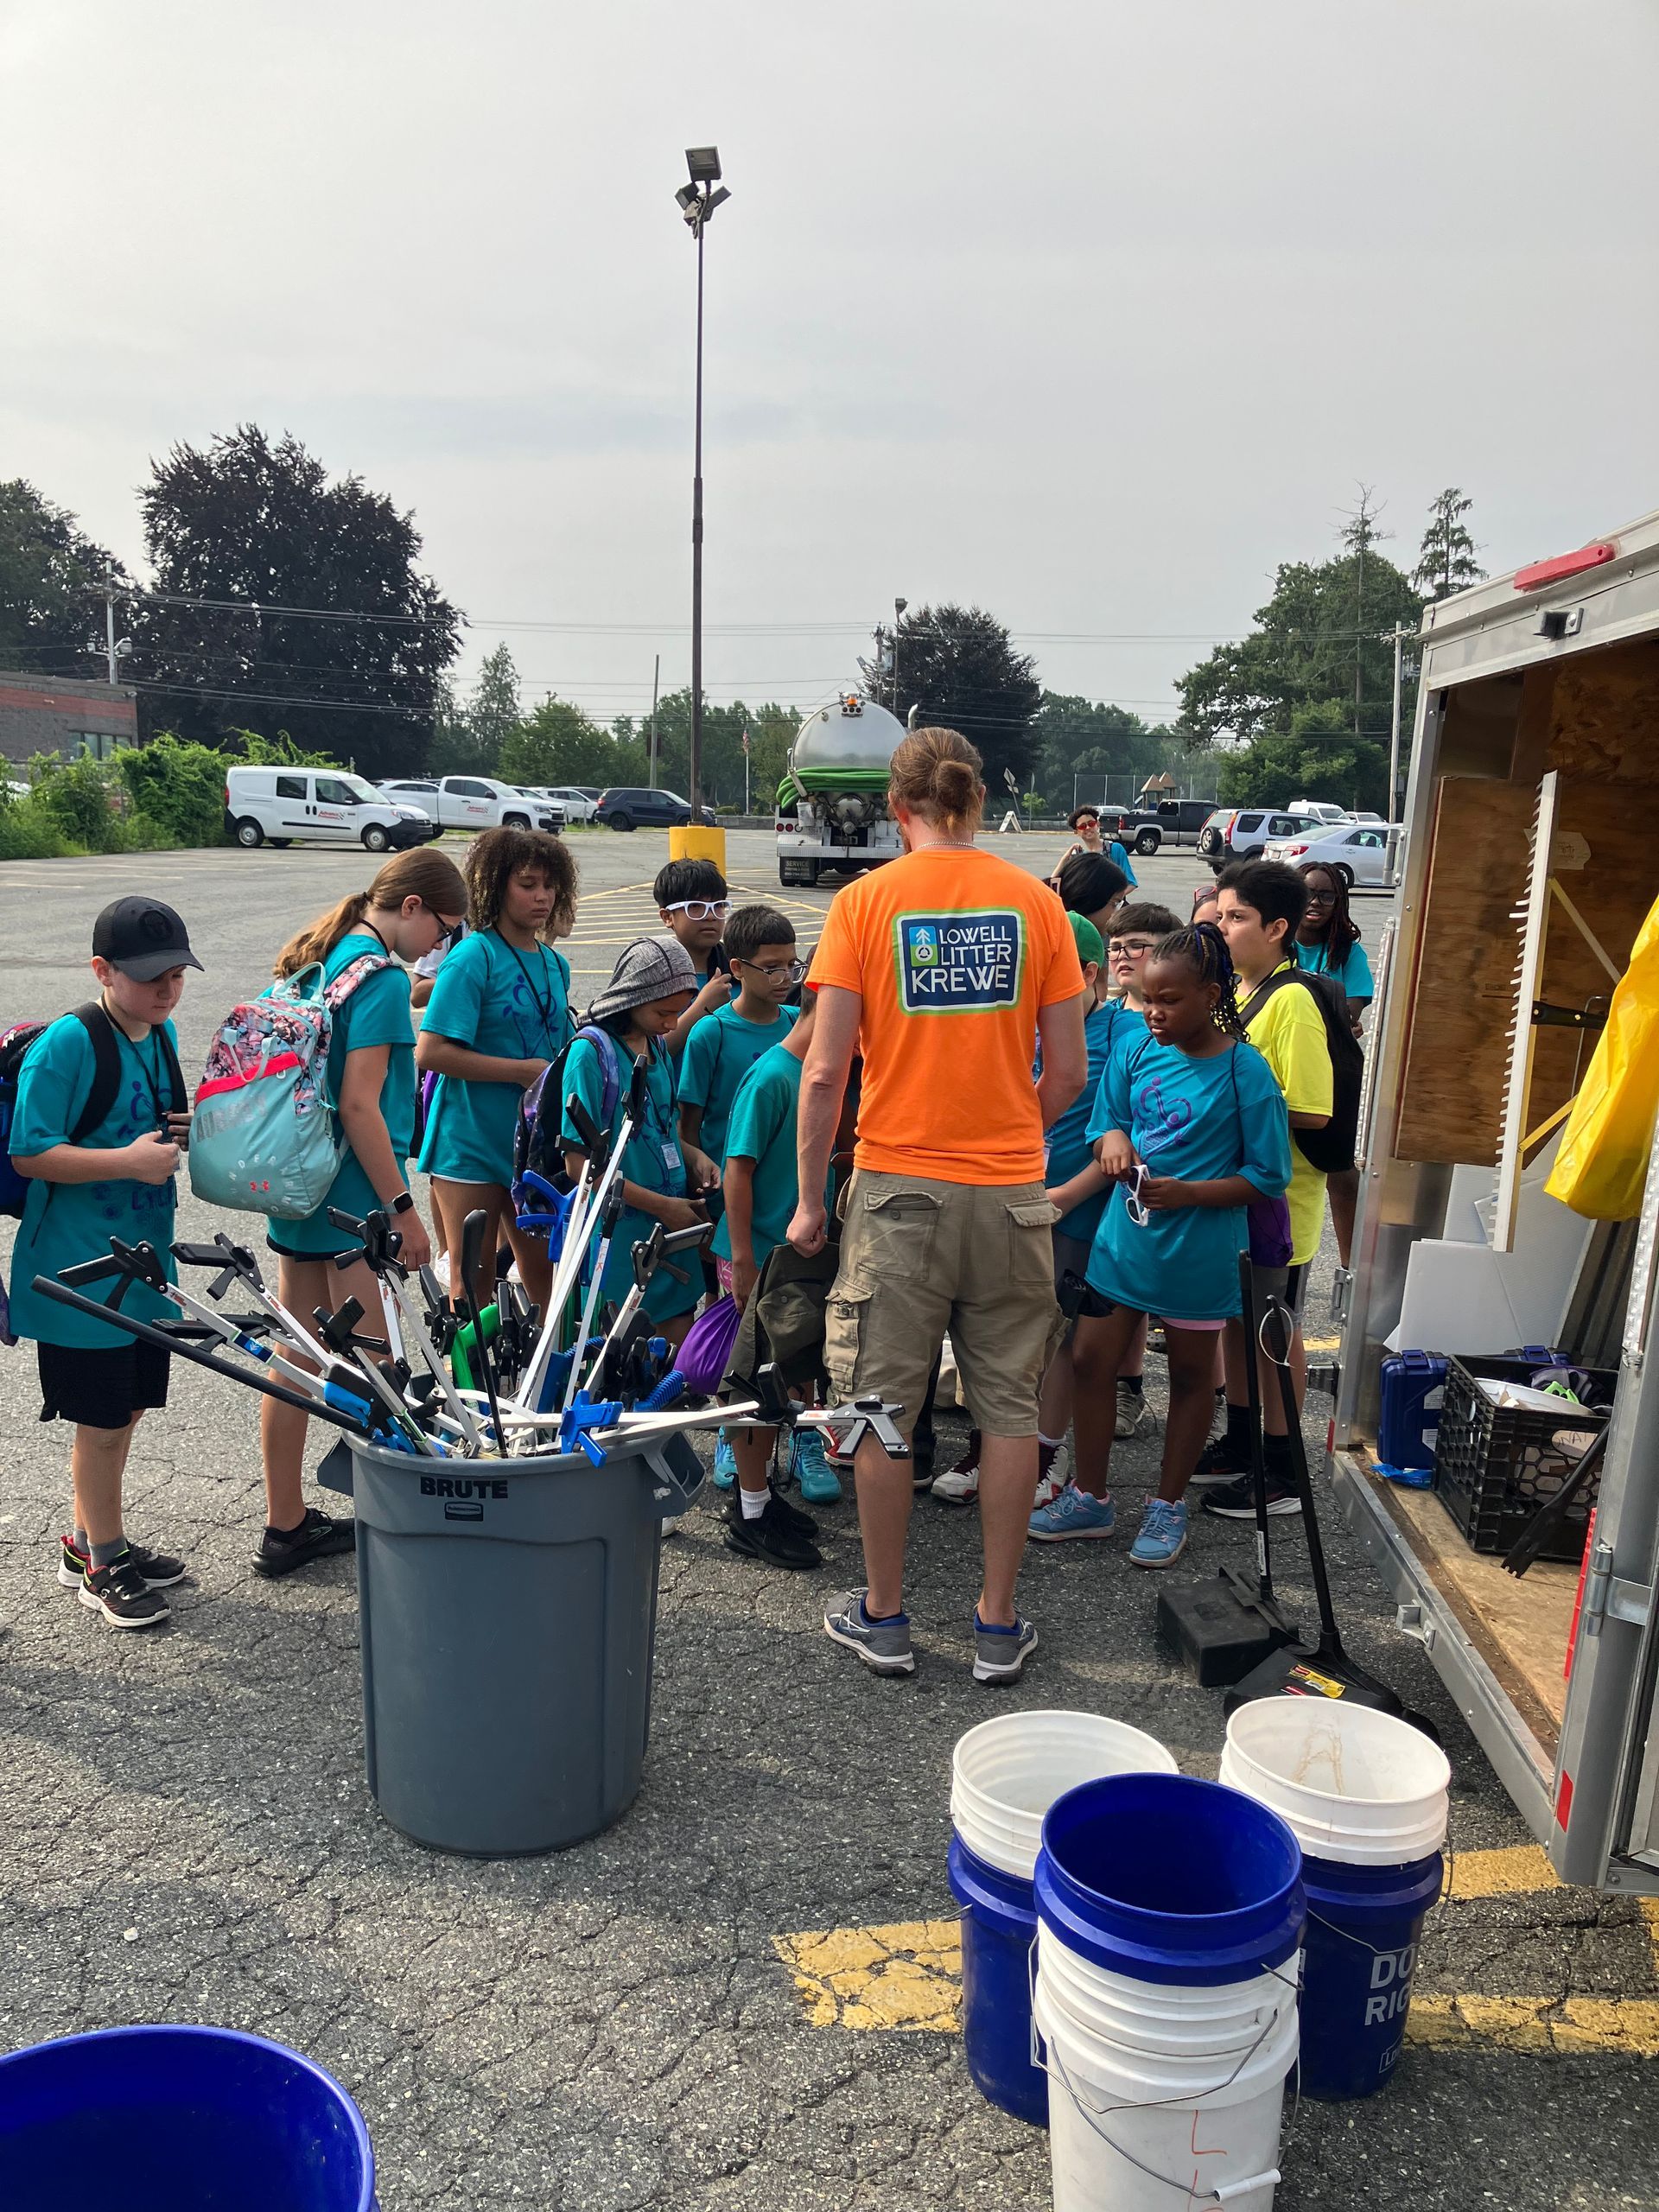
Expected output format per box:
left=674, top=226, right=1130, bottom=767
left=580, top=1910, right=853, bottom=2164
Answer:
left=1406, top=1996, right=1659, bottom=2057
left=1443, top=1844, right=1562, bottom=1899
left=772, top=1921, right=963, bottom=2031
left=1303, top=1334, right=1342, bottom=1353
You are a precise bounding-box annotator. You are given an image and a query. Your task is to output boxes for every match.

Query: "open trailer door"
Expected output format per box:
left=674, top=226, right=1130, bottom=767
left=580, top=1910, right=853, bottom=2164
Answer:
left=1332, top=509, right=1659, bottom=1892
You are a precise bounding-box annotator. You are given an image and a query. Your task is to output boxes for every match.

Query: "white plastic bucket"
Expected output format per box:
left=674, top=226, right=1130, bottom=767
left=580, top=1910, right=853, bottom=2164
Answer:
left=951, top=1711, right=1178, bottom=1882
left=1034, top=1936, right=1297, bottom=2212
left=1219, top=1702, right=1450, bottom=1867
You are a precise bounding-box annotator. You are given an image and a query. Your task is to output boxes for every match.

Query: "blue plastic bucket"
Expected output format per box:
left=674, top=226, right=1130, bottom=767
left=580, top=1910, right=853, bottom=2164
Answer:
left=949, top=1834, right=1048, bottom=2126
left=1298, top=1851, right=1444, bottom=2100
left=0, top=2025, right=377, bottom=2211
left=1036, top=1771, right=1305, bottom=1986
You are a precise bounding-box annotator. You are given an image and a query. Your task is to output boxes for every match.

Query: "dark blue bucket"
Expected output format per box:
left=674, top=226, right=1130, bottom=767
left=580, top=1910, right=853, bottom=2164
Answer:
left=1298, top=1850, right=1444, bottom=2100
left=1036, top=1771, right=1305, bottom=1985
left=948, top=1834, right=1047, bottom=2128
left=0, top=2025, right=377, bottom=2211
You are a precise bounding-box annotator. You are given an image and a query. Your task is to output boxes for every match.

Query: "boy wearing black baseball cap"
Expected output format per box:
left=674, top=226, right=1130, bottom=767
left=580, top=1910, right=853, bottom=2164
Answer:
left=8, top=897, right=200, bottom=1628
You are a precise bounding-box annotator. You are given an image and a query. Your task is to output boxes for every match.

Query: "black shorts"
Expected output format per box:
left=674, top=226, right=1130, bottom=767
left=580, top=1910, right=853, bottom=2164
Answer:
left=38, top=1338, right=171, bottom=1430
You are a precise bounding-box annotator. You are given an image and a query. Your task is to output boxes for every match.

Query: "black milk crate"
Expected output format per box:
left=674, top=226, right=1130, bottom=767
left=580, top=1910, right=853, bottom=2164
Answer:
left=1432, top=1353, right=1616, bottom=1560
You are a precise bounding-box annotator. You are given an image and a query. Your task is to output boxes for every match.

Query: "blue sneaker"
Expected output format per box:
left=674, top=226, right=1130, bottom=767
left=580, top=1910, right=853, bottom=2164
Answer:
left=1027, top=1483, right=1116, bottom=1543
left=790, top=1425, right=842, bottom=1504
left=1129, top=1497, right=1189, bottom=1569
left=712, top=1431, right=737, bottom=1490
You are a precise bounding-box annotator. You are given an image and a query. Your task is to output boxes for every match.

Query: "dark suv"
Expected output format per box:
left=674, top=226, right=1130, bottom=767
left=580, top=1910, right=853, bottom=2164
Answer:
left=1198, top=806, right=1323, bottom=872
left=595, top=787, right=718, bottom=832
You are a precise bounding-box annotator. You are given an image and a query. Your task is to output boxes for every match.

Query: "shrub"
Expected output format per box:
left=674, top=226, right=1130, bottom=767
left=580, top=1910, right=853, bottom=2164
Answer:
left=29, top=753, right=120, bottom=850
left=0, top=789, right=79, bottom=860
left=116, top=735, right=232, bottom=847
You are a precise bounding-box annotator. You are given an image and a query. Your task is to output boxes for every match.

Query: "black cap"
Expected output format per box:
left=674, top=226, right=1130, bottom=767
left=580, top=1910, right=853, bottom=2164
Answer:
left=92, top=897, right=204, bottom=982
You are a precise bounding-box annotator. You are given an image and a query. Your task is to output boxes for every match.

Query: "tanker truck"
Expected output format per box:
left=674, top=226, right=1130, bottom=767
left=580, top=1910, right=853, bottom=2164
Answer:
left=775, top=694, right=907, bottom=887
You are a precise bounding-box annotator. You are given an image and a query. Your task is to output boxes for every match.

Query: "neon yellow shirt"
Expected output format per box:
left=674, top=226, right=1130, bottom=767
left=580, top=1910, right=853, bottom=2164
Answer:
left=1243, top=973, right=1333, bottom=1266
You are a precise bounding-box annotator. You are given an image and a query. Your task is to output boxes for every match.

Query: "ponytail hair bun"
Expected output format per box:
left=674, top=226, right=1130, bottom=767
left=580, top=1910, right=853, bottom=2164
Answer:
left=887, top=726, right=985, bottom=840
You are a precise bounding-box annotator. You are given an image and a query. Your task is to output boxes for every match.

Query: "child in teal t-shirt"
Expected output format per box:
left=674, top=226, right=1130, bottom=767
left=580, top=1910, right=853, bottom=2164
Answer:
left=711, top=986, right=836, bottom=1559
left=8, top=894, right=202, bottom=1628
left=677, top=904, right=799, bottom=1166
left=257, top=852, right=467, bottom=1581
left=416, top=828, right=577, bottom=1313
left=558, top=936, right=720, bottom=1340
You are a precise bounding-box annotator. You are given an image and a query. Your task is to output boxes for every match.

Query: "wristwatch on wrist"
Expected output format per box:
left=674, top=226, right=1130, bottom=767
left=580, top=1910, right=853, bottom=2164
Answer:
left=391, top=1191, right=416, bottom=1217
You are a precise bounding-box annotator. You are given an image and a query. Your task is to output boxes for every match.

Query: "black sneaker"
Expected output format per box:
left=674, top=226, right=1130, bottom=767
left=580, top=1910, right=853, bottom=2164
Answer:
left=1188, top=1435, right=1250, bottom=1488
left=722, top=1496, right=822, bottom=1571
left=59, top=1535, right=186, bottom=1591
left=254, top=1508, right=357, bottom=1579
left=78, top=1552, right=171, bottom=1630
left=766, top=1484, right=818, bottom=1537
left=1200, top=1471, right=1302, bottom=1520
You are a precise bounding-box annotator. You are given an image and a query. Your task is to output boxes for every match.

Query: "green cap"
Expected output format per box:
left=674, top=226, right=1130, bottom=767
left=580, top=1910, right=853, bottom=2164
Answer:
left=1068, top=910, right=1104, bottom=970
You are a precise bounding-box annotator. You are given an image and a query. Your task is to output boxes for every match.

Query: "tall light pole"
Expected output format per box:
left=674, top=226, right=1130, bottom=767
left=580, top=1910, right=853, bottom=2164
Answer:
left=675, top=146, right=731, bottom=820
left=893, top=596, right=907, bottom=715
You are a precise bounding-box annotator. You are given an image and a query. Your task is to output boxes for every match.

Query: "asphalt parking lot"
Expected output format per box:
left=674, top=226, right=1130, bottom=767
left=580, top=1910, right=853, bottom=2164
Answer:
left=3, top=828, right=1657, bottom=2210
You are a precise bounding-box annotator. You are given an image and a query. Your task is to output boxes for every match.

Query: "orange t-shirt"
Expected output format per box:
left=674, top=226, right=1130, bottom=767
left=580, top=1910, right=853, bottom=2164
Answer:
left=810, top=843, right=1084, bottom=1184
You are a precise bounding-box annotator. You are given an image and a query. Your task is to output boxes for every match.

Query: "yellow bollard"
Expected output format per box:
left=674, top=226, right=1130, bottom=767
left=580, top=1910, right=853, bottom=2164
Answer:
left=669, top=823, right=728, bottom=871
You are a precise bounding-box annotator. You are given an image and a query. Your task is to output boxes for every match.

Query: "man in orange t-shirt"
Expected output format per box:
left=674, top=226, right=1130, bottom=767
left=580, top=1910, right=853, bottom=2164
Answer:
left=790, top=728, right=1086, bottom=1685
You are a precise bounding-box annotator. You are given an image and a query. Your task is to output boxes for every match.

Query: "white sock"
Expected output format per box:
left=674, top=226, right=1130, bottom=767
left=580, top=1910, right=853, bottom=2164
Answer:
left=740, top=1484, right=768, bottom=1522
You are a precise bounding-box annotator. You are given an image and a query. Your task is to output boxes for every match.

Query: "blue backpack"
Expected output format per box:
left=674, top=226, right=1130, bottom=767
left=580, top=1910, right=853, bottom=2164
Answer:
left=513, top=1025, right=626, bottom=1228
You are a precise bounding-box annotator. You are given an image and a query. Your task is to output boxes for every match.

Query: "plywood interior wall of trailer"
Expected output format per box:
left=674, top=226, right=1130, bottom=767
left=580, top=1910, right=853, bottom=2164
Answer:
left=1394, top=639, right=1659, bottom=1167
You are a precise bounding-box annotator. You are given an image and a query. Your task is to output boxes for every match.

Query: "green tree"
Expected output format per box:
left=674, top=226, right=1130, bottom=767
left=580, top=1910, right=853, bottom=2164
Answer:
left=1030, top=696, right=1169, bottom=810
left=501, top=697, right=648, bottom=789
left=1178, top=546, right=1422, bottom=751
left=858, top=605, right=1042, bottom=791
left=0, top=480, right=134, bottom=680
left=429, top=644, right=524, bottom=777
left=131, top=424, right=461, bottom=780
left=1217, top=699, right=1385, bottom=812
left=1414, top=487, right=1484, bottom=602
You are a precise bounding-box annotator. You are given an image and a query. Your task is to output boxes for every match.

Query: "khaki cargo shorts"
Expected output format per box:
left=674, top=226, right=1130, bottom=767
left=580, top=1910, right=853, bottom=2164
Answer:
left=823, top=1169, right=1063, bottom=1439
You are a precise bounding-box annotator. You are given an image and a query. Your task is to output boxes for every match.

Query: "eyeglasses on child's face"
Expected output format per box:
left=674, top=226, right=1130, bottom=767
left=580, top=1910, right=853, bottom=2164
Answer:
left=735, top=955, right=806, bottom=984
left=419, top=905, right=465, bottom=949
left=1108, top=937, right=1160, bottom=961
left=664, top=899, right=731, bottom=922
left=1303, top=886, right=1338, bottom=906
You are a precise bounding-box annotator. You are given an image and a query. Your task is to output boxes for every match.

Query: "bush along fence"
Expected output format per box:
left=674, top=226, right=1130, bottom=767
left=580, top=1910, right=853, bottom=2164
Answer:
left=0, top=734, right=336, bottom=861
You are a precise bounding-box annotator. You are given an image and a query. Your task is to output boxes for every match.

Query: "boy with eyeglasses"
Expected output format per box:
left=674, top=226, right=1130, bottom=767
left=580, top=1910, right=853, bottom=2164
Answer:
left=655, top=858, right=734, bottom=1052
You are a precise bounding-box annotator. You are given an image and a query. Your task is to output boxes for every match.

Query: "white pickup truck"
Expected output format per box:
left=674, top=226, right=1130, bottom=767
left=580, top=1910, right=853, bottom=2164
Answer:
left=380, top=776, right=563, bottom=835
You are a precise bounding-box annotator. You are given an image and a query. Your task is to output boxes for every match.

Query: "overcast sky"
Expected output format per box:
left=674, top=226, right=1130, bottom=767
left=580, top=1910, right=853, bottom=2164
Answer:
left=5, top=0, right=1657, bottom=732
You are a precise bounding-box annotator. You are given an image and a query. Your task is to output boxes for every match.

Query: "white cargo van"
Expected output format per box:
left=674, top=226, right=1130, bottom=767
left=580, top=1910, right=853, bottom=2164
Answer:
left=224, top=767, right=439, bottom=853
left=1335, top=506, right=1659, bottom=1894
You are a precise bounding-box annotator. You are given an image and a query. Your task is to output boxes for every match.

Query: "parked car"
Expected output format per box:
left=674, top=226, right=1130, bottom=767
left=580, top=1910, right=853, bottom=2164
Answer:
left=379, top=777, right=562, bottom=834
left=1106, top=798, right=1214, bottom=855
left=1197, top=806, right=1325, bottom=870
left=528, top=785, right=598, bottom=823
left=595, top=786, right=718, bottom=831
left=1287, top=798, right=1351, bottom=825
left=224, top=766, right=440, bottom=852
left=1262, top=818, right=1402, bottom=887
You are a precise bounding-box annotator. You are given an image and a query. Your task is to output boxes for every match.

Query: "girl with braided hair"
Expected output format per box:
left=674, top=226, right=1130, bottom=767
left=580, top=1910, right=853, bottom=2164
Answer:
left=1027, top=920, right=1291, bottom=1567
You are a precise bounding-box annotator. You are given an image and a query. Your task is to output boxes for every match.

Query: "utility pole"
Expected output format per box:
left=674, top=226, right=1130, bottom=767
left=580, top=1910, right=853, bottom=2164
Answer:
left=105, top=576, right=120, bottom=687
left=649, top=652, right=660, bottom=788
left=893, top=596, right=907, bottom=715
left=674, top=147, right=731, bottom=821
left=1386, top=623, right=1408, bottom=826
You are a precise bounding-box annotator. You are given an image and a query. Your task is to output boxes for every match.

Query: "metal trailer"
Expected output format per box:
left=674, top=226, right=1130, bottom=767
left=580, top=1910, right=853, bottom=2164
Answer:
left=775, top=695, right=907, bottom=887
left=1334, top=507, right=1659, bottom=1894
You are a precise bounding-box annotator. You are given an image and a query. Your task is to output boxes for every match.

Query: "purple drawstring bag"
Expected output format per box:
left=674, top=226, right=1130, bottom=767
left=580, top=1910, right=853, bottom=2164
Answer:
left=677, top=1294, right=742, bottom=1395
left=1247, top=1194, right=1294, bottom=1269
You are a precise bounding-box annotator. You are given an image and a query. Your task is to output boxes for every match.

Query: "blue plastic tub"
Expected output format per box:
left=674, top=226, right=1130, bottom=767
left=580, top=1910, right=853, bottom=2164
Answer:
left=1036, top=1771, right=1305, bottom=1986
left=948, top=1834, right=1047, bottom=2127
left=0, top=2025, right=377, bottom=2211
left=1299, top=1851, right=1444, bottom=2100
left=1377, top=1351, right=1447, bottom=1472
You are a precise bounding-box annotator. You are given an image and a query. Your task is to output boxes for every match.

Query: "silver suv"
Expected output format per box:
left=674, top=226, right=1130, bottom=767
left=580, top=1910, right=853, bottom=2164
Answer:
left=1198, top=806, right=1325, bottom=873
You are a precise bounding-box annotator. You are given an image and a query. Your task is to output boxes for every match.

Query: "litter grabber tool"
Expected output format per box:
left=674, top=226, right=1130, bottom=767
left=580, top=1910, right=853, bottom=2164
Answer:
left=461, top=1206, right=509, bottom=1456
left=1157, top=1254, right=1297, bottom=1687
left=309, top=1294, right=434, bottom=1455
left=171, top=1231, right=336, bottom=1372
left=559, top=1178, right=626, bottom=1422
left=33, top=1270, right=442, bottom=1451
left=589, top=1220, right=710, bottom=1401
left=513, top=1081, right=641, bottom=1416
left=326, top=1206, right=486, bottom=1453
left=54, top=1240, right=276, bottom=1362
left=1503, top=1423, right=1611, bottom=1578
left=1224, top=1294, right=1436, bottom=1735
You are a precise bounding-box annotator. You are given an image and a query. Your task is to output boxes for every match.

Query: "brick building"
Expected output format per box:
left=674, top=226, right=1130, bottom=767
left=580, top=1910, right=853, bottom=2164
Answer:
left=0, top=671, right=140, bottom=770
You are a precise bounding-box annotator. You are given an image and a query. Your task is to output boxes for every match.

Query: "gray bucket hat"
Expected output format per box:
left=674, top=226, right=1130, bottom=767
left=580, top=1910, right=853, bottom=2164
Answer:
left=587, top=934, right=699, bottom=1023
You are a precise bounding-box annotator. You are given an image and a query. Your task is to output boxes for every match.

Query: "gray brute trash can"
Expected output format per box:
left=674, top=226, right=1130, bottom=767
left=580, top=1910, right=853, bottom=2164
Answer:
left=344, top=1429, right=704, bottom=1857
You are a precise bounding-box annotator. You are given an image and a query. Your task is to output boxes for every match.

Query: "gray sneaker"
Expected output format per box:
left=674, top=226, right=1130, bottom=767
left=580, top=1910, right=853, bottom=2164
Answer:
left=973, top=1612, right=1038, bottom=1685
left=823, top=1588, right=915, bottom=1676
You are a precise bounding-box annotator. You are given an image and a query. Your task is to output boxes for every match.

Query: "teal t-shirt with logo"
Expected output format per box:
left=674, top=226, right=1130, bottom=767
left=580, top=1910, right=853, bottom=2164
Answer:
left=710, top=1043, right=823, bottom=1268
left=267, top=933, right=416, bottom=1257
left=559, top=1033, right=697, bottom=1322
left=678, top=1000, right=797, bottom=1164
left=1046, top=998, right=1145, bottom=1245
left=417, top=931, right=570, bottom=1185
left=9, top=1014, right=182, bottom=1350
